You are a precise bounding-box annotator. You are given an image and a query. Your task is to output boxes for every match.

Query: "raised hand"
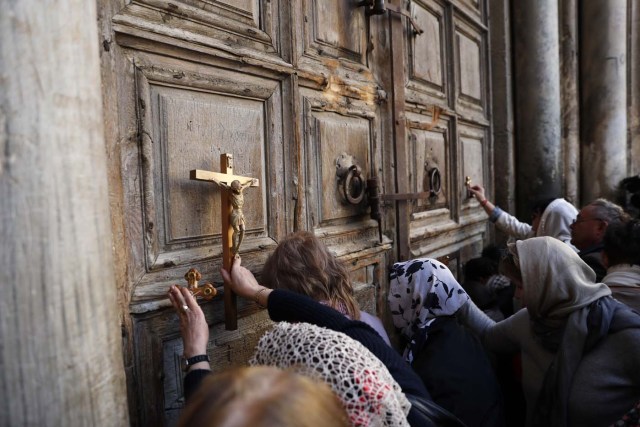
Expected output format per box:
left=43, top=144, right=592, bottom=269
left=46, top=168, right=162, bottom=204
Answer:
left=468, top=184, right=486, bottom=202
left=168, top=285, right=209, bottom=359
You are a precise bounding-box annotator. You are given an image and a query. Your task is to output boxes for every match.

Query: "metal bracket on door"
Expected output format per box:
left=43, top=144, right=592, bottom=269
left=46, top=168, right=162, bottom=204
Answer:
left=356, top=0, right=423, bottom=34
left=366, top=172, right=440, bottom=243
left=356, top=0, right=422, bottom=57
left=379, top=167, right=441, bottom=202
left=386, top=3, right=424, bottom=35
left=356, top=0, right=386, bottom=16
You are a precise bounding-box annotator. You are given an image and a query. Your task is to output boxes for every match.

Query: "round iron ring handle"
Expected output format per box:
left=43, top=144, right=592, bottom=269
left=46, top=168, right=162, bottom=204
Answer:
left=429, top=167, right=441, bottom=197
left=343, top=165, right=365, bottom=205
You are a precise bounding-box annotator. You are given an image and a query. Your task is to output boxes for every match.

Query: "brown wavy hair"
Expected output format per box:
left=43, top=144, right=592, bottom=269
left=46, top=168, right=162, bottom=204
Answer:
left=262, top=231, right=360, bottom=319
left=178, top=366, right=350, bottom=427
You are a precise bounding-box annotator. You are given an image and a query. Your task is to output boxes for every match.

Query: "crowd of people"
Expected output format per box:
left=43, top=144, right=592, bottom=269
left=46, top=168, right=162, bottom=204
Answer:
left=167, top=184, right=640, bottom=427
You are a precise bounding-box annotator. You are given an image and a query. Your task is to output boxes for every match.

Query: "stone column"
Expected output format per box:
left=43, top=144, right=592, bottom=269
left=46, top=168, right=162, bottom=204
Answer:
left=580, top=0, right=628, bottom=203
left=512, top=0, right=562, bottom=216
left=0, top=1, right=129, bottom=425
left=560, top=0, right=580, bottom=205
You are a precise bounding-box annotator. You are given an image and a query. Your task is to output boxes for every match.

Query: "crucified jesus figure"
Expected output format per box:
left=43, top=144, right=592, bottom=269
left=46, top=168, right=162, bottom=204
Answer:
left=211, top=178, right=257, bottom=255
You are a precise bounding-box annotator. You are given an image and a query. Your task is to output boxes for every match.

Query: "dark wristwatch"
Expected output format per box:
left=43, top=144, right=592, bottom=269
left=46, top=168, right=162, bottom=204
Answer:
left=182, top=354, right=210, bottom=372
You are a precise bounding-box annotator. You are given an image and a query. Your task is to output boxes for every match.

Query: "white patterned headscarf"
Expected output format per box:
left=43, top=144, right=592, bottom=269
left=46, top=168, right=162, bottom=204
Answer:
left=250, top=322, right=410, bottom=427
left=388, top=258, right=469, bottom=363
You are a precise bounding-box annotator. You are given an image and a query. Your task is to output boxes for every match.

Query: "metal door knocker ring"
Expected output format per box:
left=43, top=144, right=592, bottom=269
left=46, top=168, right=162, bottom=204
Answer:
left=336, top=153, right=366, bottom=205
left=429, top=167, right=441, bottom=197
left=344, top=164, right=365, bottom=204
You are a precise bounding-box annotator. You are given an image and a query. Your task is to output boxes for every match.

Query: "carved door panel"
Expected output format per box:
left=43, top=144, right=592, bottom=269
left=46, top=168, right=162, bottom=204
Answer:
left=394, top=0, right=492, bottom=267
left=99, top=0, right=392, bottom=425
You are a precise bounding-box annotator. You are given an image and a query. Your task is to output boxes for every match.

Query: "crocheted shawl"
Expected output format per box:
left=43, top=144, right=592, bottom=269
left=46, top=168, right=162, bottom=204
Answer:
left=250, top=322, right=410, bottom=427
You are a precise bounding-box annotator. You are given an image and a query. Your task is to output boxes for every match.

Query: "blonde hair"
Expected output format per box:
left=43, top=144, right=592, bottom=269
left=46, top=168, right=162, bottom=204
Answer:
left=178, top=366, right=350, bottom=427
left=262, top=231, right=360, bottom=319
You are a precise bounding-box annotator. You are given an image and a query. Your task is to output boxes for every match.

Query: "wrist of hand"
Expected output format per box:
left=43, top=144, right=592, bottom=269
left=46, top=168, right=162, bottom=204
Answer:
left=182, top=354, right=211, bottom=372
left=183, top=347, right=208, bottom=359
left=186, top=361, right=211, bottom=372
left=254, top=287, right=270, bottom=307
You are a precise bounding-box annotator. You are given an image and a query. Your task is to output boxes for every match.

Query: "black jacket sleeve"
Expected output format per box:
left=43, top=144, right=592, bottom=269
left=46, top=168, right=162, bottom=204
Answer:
left=267, top=289, right=430, bottom=399
left=183, top=368, right=211, bottom=401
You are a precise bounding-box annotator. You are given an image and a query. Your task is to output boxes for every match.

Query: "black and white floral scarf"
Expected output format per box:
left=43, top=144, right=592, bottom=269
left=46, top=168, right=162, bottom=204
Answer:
left=388, top=258, right=469, bottom=363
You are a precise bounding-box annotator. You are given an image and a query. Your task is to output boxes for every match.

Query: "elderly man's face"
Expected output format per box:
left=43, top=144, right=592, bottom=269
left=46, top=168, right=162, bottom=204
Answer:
left=570, top=204, right=607, bottom=251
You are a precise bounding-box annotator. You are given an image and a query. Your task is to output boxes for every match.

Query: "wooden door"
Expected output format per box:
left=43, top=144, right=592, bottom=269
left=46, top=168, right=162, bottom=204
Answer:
left=386, top=0, right=492, bottom=274
left=98, top=0, right=400, bottom=425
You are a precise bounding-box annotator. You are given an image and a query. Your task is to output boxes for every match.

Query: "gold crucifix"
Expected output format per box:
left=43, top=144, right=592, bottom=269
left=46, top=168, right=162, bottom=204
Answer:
left=190, top=153, right=259, bottom=330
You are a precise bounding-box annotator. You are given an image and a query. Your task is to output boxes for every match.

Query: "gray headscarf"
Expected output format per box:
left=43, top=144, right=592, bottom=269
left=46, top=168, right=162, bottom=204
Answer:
left=512, top=237, right=640, bottom=427
left=536, top=198, right=578, bottom=250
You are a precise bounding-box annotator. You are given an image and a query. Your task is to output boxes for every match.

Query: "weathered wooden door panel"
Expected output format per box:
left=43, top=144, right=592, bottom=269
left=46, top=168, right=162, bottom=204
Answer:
left=112, top=0, right=283, bottom=58
left=141, top=75, right=271, bottom=265
left=101, top=1, right=396, bottom=425
left=460, top=122, right=487, bottom=209
left=455, top=0, right=484, bottom=22
left=407, top=0, right=449, bottom=105
left=133, top=301, right=274, bottom=425
left=400, top=0, right=491, bottom=260
left=454, top=15, right=489, bottom=120
left=106, top=3, right=294, bottom=423
left=126, top=55, right=286, bottom=306
left=295, top=1, right=392, bottom=343
left=408, top=112, right=452, bottom=211
left=305, top=107, right=374, bottom=226
left=296, top=1, right=389, bottom=298
left=304, top=0, right=367, bottom=62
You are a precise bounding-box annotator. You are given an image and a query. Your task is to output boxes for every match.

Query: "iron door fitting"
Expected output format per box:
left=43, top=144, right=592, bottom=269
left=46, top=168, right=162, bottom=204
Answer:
left=336, top=153, right=366, bottom=205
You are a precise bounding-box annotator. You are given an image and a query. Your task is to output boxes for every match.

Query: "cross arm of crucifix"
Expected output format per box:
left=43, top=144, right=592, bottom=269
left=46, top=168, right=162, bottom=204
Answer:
left=190, top=170, right=260, bottom=188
